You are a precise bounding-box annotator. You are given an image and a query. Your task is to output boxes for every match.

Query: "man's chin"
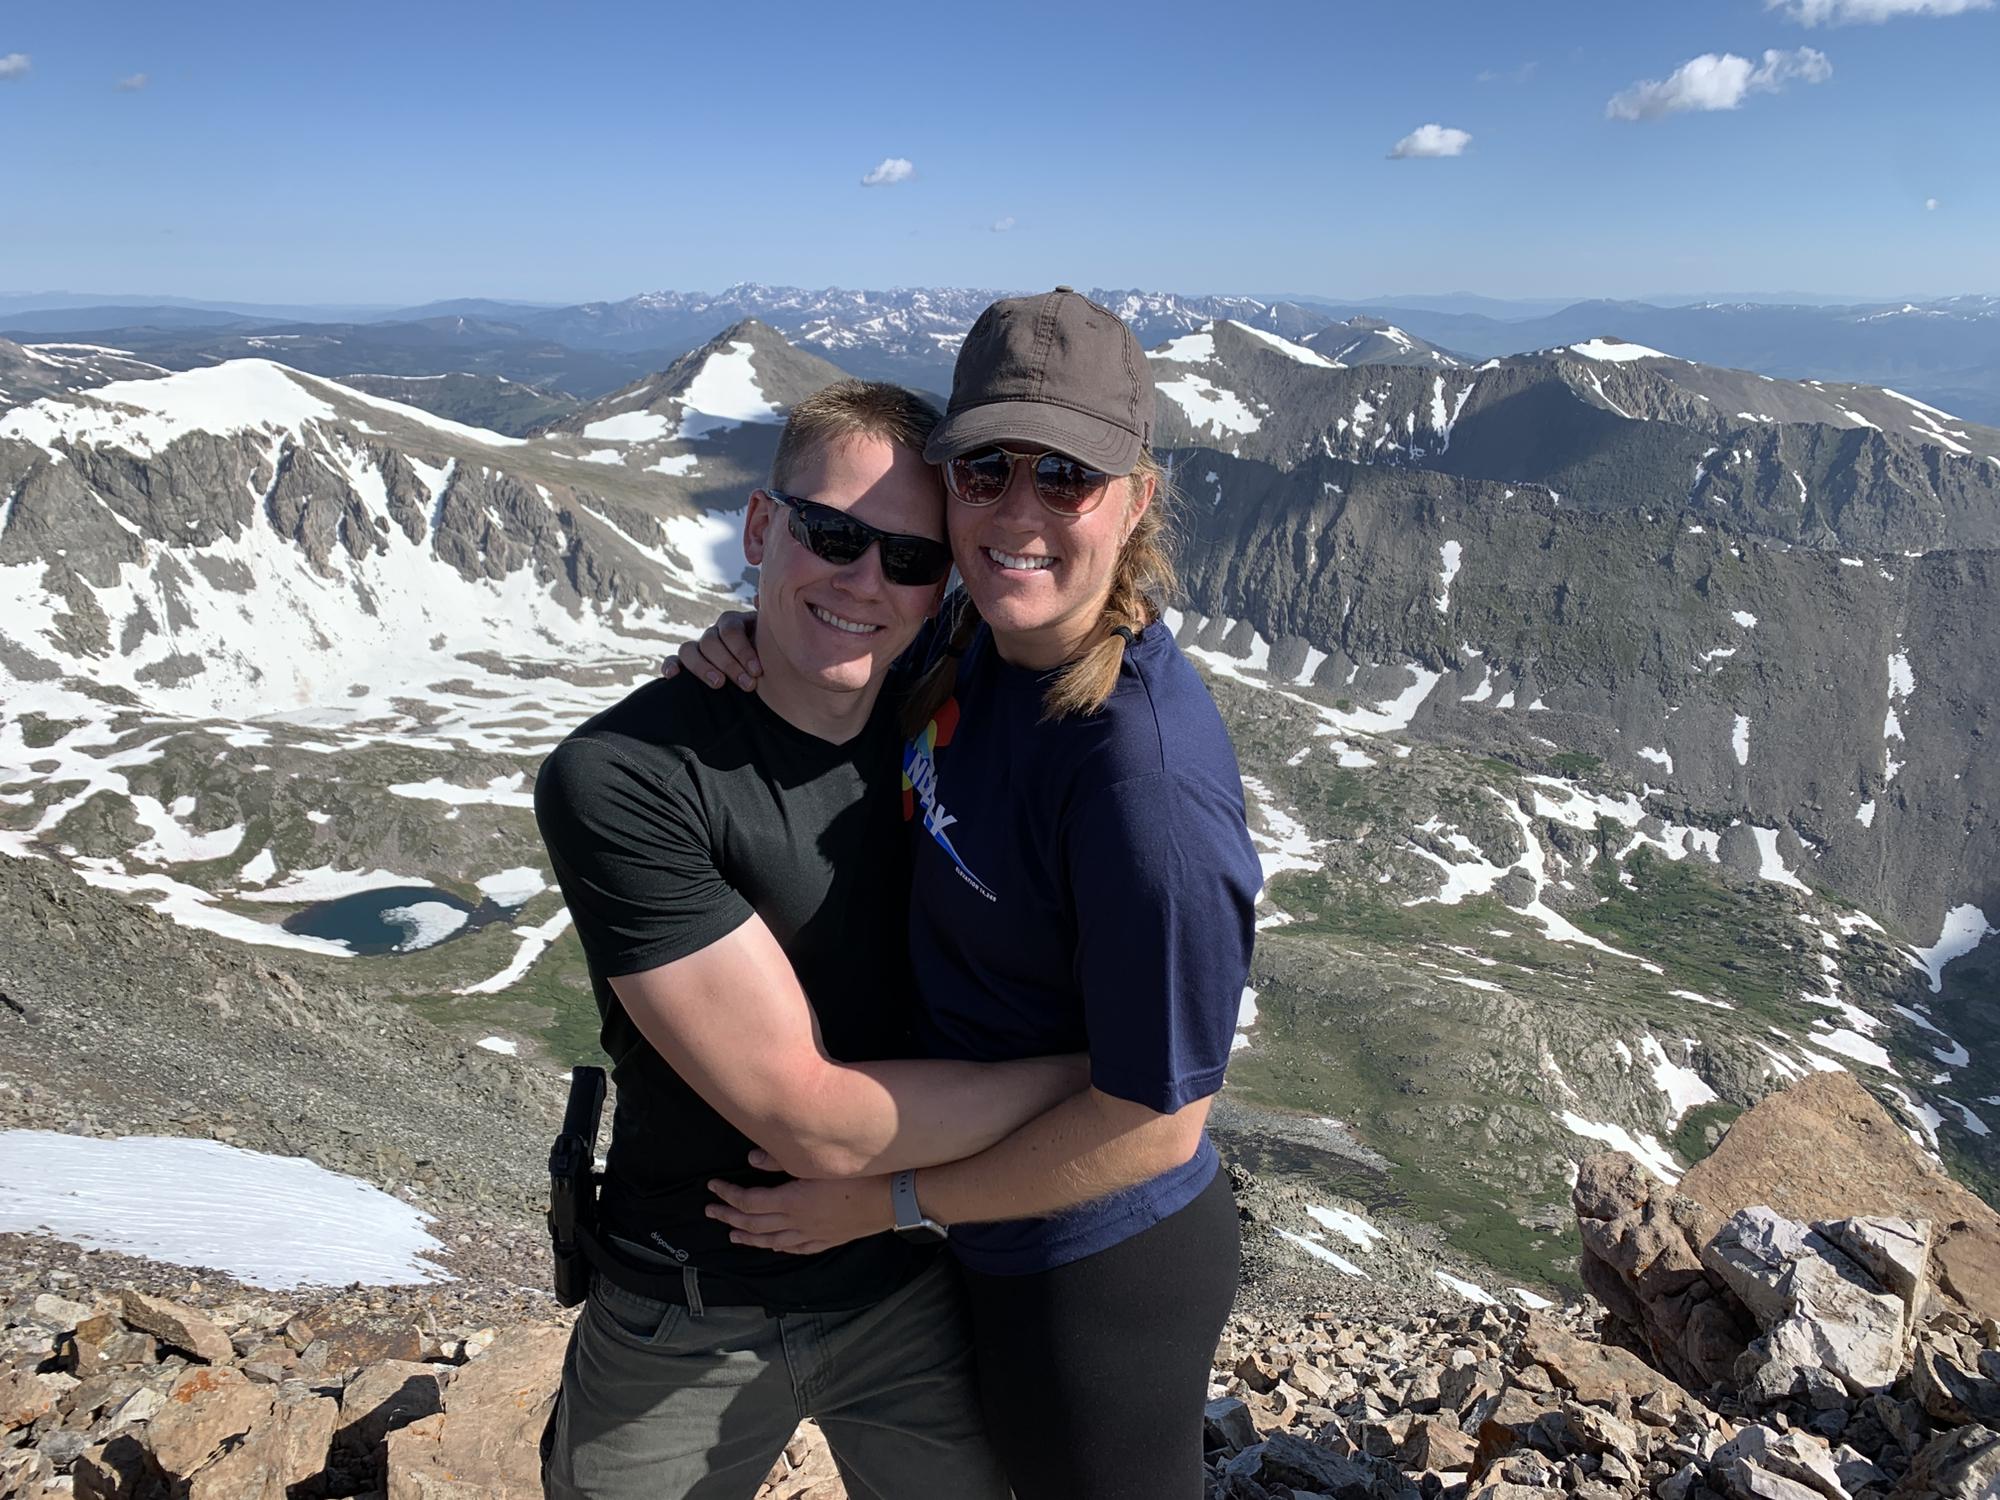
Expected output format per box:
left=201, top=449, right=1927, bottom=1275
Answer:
left=798, top=652, right=884, bottom=695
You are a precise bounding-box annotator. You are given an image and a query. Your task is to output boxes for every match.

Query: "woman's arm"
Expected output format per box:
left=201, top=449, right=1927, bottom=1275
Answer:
left=661, top=612, right=762, bottom=690
left=916, top=1086, right=1211, bottom=1222
left=705, top=1085, right=1212, bottom=1252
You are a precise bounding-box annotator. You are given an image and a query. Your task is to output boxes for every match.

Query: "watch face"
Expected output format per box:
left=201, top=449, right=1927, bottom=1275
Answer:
left=893, top=1220, right=949, bottom=1244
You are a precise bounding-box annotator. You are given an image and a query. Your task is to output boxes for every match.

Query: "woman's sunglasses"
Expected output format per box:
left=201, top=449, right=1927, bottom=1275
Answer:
left=762, top=489, right=953, bottom=587
left=943, top=446, right=1116, bottom=516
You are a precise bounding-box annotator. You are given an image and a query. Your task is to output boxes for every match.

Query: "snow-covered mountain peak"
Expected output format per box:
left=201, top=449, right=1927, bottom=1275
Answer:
left=0, top=359, right=527, bottom=462
left=1565, top=337, right=1680, bottom=364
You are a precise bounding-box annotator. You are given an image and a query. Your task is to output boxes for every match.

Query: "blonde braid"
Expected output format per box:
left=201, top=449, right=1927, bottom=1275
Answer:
left=1041, top=452, right=1179, bottom=721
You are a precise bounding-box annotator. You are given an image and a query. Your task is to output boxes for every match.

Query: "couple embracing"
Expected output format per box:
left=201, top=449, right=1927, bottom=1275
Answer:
left=534, top=290, right=1263, bottom=1500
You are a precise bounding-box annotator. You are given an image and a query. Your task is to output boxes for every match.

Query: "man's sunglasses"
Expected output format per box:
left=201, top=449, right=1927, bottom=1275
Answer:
left=761, top=489, right=953, bottom=587
left=942, top=446, right=1116, bottom=517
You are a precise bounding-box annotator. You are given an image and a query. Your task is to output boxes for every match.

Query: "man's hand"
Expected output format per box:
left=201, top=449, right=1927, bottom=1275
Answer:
left=705, top=1175, right=895, bottom=1255
left=661, top=611, right=761, bottom=690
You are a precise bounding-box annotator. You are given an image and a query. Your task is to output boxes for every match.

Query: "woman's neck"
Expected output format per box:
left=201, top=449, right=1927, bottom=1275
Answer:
left=984, top=592, right=1118, bottom=671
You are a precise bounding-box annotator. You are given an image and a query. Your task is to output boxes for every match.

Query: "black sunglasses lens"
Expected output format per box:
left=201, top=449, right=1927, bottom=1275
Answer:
left=1034, top=454, right=1107, bottom=512
left=785, top=494, right=947, bottom=586
left=880, top=537, right=951, bottom=586
left=787, top=501, right=869, bottom=565
left=948, top=449, right=1014, bottom=503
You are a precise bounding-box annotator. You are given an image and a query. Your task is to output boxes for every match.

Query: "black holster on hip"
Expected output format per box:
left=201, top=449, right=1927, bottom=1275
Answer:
left=547, top=1065, right=606, bottom=1307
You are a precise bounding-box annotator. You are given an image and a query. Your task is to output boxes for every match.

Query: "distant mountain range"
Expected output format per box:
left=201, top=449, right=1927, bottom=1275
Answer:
left=6, top=285, right=1997, bottom=424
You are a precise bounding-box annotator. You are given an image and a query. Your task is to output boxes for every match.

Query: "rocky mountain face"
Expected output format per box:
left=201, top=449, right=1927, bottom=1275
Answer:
left=1147, top=318, right=2000, bottom=931
left=544, top=319, right=859, bottom=460
left=0, top=332, right=799, bottom=1053
left=1316, top=297, right=2000, bottom=427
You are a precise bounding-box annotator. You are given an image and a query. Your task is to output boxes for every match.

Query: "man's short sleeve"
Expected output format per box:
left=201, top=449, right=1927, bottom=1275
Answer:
left=534, top=735, right=752, bottom=978
left=1066, top=771, right=1262, bottom=1113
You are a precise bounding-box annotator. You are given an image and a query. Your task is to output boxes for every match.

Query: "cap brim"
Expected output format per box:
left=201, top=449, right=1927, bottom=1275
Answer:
left=923, top=400, right=1144, bottom=475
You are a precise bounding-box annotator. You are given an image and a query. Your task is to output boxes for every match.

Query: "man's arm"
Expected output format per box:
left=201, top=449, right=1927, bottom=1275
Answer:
left=610, top=913, right=1087, bottom=1180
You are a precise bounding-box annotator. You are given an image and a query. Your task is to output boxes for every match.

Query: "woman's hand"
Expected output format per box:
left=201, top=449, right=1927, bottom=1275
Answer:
left=706, top=1173, right=895, bottom=1255
left=661, top=612, right=762, bottom=690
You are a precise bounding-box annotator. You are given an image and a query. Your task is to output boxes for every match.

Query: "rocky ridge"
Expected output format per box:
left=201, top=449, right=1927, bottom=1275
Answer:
left=1305, top=317, right=1470, bottom=369
left=0, top=343, right=171, bottom=411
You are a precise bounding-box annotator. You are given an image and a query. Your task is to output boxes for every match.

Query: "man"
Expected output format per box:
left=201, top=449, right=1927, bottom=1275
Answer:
left=534, top=381, right=1081, bottom=1499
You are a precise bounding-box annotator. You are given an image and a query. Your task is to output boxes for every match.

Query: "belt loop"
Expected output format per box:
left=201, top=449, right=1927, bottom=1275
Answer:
left=682, top=1265, right=706, bottom=1320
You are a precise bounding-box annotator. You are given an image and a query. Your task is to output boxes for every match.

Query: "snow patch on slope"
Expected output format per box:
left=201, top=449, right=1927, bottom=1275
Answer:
left=0, top=1130, right=447, bottom=1288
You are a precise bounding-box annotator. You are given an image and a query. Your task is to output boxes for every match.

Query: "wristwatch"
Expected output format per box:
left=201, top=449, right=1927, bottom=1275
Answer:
left=890, top=1170, right=949, bottom=1243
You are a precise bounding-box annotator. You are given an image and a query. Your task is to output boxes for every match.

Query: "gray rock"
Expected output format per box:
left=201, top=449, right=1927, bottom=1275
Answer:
left=1704, top=1208, right=1907, bottom=1396
left=1721, top=1459, right=1832, bottom=1500
left=1889, top=1423, right=2000, bottom=1500
left=1713, top=1425, right=1859, bottom=1500
left=1815, top=1218, right=1932, bottom=1313
left=1205, top=1396, right=1261, bottom=1456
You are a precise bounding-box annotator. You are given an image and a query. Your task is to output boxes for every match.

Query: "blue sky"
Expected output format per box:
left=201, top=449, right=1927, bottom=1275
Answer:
left=1, top=0, right=1994, bottom=306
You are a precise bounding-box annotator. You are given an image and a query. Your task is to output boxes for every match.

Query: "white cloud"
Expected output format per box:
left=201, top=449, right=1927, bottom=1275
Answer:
left=1771, top=0, right=1989, bottom=22
left=1388, top=124, right=1473, bottom=159
left=1926, top=196, right=1940, bottom=210
left=990, top=215, right=1016, bottom=233
left=0, top=52, right=30, bottom=80
left=115, top=72, right=149, bottom=92
left=861, top=157, right=915, bottom=188
left=1607, top=48, right=1832, bottom=121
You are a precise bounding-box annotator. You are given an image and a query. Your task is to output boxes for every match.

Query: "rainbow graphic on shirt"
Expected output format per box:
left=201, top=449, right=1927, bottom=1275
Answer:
left=902, top=697, right=995, bottom=902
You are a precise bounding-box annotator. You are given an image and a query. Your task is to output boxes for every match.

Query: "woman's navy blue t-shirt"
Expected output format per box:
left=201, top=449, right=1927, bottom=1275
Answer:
left=903, top=618, right=1262, bottom=1275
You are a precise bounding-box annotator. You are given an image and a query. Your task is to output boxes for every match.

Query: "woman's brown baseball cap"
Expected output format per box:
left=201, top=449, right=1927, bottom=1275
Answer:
left=923, top=288, right=1156, bottom=476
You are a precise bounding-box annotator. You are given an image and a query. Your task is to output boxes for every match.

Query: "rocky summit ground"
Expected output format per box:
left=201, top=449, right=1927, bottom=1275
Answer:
left=6, top=841, right=2000, bottom=1498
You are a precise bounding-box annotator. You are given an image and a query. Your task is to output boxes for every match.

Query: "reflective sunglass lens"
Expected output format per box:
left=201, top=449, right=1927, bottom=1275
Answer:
left=948, top=449, right=1014, bottom=503
left=1034, top=455, right=1106, bottom=512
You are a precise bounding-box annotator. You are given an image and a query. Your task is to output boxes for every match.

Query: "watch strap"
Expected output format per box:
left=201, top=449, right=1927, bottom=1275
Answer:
left=891, top=1169, right=926, bottom=1231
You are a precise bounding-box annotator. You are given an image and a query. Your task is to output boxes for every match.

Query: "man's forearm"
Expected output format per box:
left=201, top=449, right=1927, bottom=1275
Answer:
left=912, top=1088, right=1210, bottom=1226
left=774, top=1054, right=1089, bottom=1178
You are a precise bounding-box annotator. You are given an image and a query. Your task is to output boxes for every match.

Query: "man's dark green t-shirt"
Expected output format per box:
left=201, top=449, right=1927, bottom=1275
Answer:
left=533, top=671, right=932, bottom=1311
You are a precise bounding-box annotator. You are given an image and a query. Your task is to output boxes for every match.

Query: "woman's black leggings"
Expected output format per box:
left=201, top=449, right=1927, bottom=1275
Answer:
left=960, top=1168, right=1239, bottom=1500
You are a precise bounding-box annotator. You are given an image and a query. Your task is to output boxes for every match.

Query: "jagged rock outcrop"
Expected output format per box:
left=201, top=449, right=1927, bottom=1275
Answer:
left=380, top=1324, right=564, bottom=1499
left=1677, top=1073, right=2000, bottom=1325
left=1573, top=1150, right=1758, bottom=1391
left=1566, top=1075, right=2000, bottom=1500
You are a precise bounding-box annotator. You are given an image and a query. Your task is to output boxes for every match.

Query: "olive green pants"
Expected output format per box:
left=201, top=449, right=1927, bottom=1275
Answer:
left=541, top=1255, right=1008, bottom=1500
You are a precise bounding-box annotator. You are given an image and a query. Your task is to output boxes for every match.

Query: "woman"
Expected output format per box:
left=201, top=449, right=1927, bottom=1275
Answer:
left=679, top=289, right=1261, bottom=1498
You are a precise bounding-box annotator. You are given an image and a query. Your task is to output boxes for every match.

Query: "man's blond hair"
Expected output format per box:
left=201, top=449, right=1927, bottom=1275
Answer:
left=772, top=380, right=943, bottom=490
